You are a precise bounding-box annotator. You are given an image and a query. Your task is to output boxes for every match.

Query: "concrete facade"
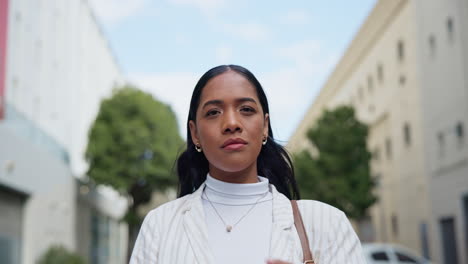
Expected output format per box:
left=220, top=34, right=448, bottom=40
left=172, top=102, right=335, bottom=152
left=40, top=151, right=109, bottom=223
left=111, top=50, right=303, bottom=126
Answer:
left=76, top=182, right=128, bottom=264
left=288, top=0, right=468, bottom=263
left=5, top=0, right=123, bottom=175
left=0, top=123, right=77, bottom=264
left=413, top=0, right=468, bottom=263
left=0, top=183, right=28, bottom=264
left=0, top=121, right=128, bottom=264
left=0, top=0, right=129, bottom=263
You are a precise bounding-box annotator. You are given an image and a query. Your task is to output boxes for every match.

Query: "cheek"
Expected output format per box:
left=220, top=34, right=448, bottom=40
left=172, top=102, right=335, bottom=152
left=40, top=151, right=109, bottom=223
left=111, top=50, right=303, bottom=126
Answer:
left=249, top=118, right=267, bottom=138
left=197, top=124, right=216, bottom=145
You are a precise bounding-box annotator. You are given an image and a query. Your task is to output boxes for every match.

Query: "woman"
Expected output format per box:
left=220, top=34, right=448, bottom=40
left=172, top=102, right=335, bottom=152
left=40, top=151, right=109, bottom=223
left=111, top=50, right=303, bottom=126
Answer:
left=130, top=65, right=366, bottom=264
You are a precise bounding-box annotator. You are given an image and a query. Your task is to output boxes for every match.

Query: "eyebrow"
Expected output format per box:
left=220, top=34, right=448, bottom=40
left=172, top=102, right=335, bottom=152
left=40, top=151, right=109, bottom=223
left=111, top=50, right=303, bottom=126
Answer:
left=201, top=97, right=258, bottom=109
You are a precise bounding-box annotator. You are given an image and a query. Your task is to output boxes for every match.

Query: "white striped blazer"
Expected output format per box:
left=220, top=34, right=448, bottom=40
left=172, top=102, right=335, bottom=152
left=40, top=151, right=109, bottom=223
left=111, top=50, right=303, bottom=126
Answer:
left=130, top=182, right=366, bottom=264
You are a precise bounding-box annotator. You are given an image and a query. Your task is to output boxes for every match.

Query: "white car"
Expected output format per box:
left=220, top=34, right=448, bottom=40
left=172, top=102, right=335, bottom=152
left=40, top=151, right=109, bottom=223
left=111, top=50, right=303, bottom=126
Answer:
left=362, top=243, right=433, bottom=264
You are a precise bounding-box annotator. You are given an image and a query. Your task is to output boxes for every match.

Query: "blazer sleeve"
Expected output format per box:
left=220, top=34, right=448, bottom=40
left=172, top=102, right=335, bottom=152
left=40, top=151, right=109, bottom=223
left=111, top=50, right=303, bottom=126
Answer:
left=321, top=210, right=367, bottom=264
left=129, top=209, right=160, bottom=264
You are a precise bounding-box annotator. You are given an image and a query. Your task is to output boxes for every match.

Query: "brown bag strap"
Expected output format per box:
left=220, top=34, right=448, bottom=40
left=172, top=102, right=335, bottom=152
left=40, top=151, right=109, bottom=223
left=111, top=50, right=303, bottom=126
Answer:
left=291, top=200, right=315, bottom=264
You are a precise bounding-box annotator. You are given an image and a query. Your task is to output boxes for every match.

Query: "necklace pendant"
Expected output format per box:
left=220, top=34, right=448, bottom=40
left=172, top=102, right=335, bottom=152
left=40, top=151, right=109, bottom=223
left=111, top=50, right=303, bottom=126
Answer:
left=226, top=225, right=232, bottom=232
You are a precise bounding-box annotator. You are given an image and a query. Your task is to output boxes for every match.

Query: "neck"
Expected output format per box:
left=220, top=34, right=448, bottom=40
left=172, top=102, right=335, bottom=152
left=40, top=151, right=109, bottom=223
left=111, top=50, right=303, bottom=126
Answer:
left=208, top=163, right=259, bottom=184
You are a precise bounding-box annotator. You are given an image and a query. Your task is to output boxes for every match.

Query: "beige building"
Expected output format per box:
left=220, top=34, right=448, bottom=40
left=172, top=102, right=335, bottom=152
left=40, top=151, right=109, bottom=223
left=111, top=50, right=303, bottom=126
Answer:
left=287, top=0, right=468, bottom=263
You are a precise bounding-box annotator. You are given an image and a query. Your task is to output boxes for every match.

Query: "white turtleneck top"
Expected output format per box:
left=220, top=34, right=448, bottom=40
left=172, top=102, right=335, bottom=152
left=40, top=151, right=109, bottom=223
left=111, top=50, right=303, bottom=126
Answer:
left=202, top=174, right=273, bottom=264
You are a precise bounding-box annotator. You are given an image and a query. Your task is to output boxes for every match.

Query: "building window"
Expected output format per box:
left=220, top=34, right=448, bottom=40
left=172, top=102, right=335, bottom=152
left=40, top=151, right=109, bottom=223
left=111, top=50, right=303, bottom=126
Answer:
left=11, top=77, right=19, bottom=104
left=374, top=174, right=382, bottom=188
left=456, top=122, right=464, bottom=146
left=392, top=214, right=398, bottom=237
left=34, top=39, right=42, bottom=64
left=397, top=40, right=404, bottom=62
left=419, top=222, right=431, bottom=259
left=440, top=217, right=460, bottom=264
left=399, top=75, right=406, bottom=86
left=404, top=123, right=411, bottom=147
left=438, top=132, right=445, bottom=157
left=447, top=17, right=454, bottom=42
left=463, top=195, right=468, bottom=264
left=367, top=75, right=374, bottom=93
left=12, top=77, right=19, bottom=89
left=358, top=86, right=364, bottom=101
left=429, top=34, right=436, bottom=58
left=385, top=138, right=392, bottom=159
left=373, top=147, right=381, bottom=161
left=15, top=11, right=21, bottom=22
left=377, top=64, right=384, bottom=83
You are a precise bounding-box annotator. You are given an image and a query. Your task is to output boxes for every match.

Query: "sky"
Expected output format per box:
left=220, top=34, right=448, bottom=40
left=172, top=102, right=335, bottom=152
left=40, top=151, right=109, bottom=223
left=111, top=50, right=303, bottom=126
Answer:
left=89, top=0, right=377, bottom=143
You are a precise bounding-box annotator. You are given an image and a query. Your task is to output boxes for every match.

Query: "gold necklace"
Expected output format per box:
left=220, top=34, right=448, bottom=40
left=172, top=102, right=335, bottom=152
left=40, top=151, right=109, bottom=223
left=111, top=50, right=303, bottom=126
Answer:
left=204, top=189, right=269, bottom=233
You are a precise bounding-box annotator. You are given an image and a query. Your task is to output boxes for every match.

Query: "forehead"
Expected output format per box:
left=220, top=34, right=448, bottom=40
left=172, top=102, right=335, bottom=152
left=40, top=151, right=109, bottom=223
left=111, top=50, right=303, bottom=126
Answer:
left=200, top=71, right=259, bottom=102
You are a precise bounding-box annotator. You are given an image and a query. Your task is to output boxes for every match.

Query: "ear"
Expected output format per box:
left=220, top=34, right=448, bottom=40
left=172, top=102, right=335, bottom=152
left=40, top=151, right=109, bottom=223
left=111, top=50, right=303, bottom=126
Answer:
left=189, top=120, right=200, bottom=145
left=263, top=113, right=269, bottom=138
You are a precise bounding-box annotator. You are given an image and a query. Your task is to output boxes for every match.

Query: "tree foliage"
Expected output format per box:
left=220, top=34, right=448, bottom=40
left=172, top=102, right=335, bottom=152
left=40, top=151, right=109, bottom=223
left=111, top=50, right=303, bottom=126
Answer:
left=85, top=85, right=183, bottom=224
left=294, top=106, right=376, bottom=219
left=38, top=245, right=86, bottom=264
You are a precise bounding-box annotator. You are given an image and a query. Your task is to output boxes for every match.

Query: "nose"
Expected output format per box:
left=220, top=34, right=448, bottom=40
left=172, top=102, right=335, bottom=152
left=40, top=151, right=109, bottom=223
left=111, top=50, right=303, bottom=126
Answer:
left=222, top=110, right=242, bottom=134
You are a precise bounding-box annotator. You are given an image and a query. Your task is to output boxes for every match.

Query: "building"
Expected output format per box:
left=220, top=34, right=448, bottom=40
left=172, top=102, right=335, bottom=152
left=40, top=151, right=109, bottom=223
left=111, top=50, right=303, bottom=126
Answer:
left=4, top=0, right=124, bottom=175
left=287, top=0, right=468, bottom=263
left=76, top=181, right=128, bottom=264
left=0, top=115, right=77, bottom=263
left=0, top=0, right=128, bottom=263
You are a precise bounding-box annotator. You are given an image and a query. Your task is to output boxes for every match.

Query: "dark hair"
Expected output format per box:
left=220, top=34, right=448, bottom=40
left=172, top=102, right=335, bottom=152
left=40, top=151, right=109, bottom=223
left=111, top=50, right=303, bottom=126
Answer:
left=176, top=65, right=300, bottom=200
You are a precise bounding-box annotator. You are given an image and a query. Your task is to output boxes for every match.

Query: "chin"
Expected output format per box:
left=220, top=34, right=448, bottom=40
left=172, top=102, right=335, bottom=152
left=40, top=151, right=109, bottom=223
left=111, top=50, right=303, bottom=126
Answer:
left=214, top=164, right=252, bottom=173
left=210, top=159, right=255, bottom=173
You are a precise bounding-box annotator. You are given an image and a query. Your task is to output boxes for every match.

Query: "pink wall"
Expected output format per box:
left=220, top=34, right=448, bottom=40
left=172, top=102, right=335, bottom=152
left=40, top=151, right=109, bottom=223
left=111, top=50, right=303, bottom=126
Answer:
left=0, top=0, right=8, bottom=119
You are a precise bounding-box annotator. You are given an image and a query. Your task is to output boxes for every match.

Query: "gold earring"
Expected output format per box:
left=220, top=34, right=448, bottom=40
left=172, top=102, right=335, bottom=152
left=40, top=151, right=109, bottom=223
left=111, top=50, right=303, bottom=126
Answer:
left=195, top=143, right=202, bottom=152
left=262, top=136, right=267, bottom=146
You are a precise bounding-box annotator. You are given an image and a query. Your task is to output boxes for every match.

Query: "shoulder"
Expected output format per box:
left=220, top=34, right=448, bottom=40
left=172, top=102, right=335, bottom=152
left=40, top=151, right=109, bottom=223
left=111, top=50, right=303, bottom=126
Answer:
left=141, top=193, right=193, bottom=226
left=131, top=192, right=200, bottom=263
left=296, top=199, right=344, bottom=218
left=143, top=183, right=206, bottom=226
left=296, top=200, right=349, bottom=234
left=296, top=200, right=366, bottom=262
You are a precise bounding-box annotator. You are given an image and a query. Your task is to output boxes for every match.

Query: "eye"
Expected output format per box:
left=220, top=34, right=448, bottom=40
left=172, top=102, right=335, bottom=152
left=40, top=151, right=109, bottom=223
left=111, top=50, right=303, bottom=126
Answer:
left=205, top=109, right=221, bottom=117
left=240, top=106, right=256, bottom=114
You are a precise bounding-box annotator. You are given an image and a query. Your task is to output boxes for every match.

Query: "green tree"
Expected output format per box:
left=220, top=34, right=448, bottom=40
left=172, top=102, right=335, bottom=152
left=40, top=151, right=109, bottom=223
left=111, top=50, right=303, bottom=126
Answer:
left=38, top=245, right=86, bottom=264
left=85, top=85, right=183, bottom=256
left=294, top=106, right=376, bottom=219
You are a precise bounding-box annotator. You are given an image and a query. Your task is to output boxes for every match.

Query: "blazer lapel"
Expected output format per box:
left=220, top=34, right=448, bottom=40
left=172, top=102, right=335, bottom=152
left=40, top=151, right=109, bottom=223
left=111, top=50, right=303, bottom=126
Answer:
left=269, top=186, right=302, bottom=263
left=182, top=184, right=215, bottom=264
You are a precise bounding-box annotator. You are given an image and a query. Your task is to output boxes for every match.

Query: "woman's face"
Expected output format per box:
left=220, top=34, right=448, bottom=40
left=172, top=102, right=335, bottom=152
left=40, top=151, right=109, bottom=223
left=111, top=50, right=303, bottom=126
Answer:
left=189, top=70, right=269, bottom=175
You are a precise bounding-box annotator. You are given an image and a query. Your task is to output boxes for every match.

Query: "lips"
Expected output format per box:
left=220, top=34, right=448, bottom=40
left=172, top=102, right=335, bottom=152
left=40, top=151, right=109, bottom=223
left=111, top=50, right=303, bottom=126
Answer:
left=221, top=138, right=247, bottom=150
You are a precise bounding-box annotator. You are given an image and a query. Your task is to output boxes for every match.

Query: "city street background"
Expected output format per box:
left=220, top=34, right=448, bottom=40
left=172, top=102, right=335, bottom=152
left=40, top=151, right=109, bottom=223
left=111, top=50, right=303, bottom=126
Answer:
left=1, top=0, right=467, bottom=264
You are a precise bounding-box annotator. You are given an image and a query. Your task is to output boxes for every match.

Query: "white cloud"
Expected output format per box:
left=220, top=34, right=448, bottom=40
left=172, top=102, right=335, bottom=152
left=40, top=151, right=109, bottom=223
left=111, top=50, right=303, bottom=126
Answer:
left=280, top=10, right=310, bottom=25
left=278, top=39, right=322, bottom=73
left=168, top=0, right=226, bottom=16
left=128, top=72, right=200, bottom=138
left=222, top=22, right=271, bottom=43
left=88, top=0, right=149, bottom=25
left=259, top=68, right=312, bottom=142
left=258, top=40, right=338, bottom=142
